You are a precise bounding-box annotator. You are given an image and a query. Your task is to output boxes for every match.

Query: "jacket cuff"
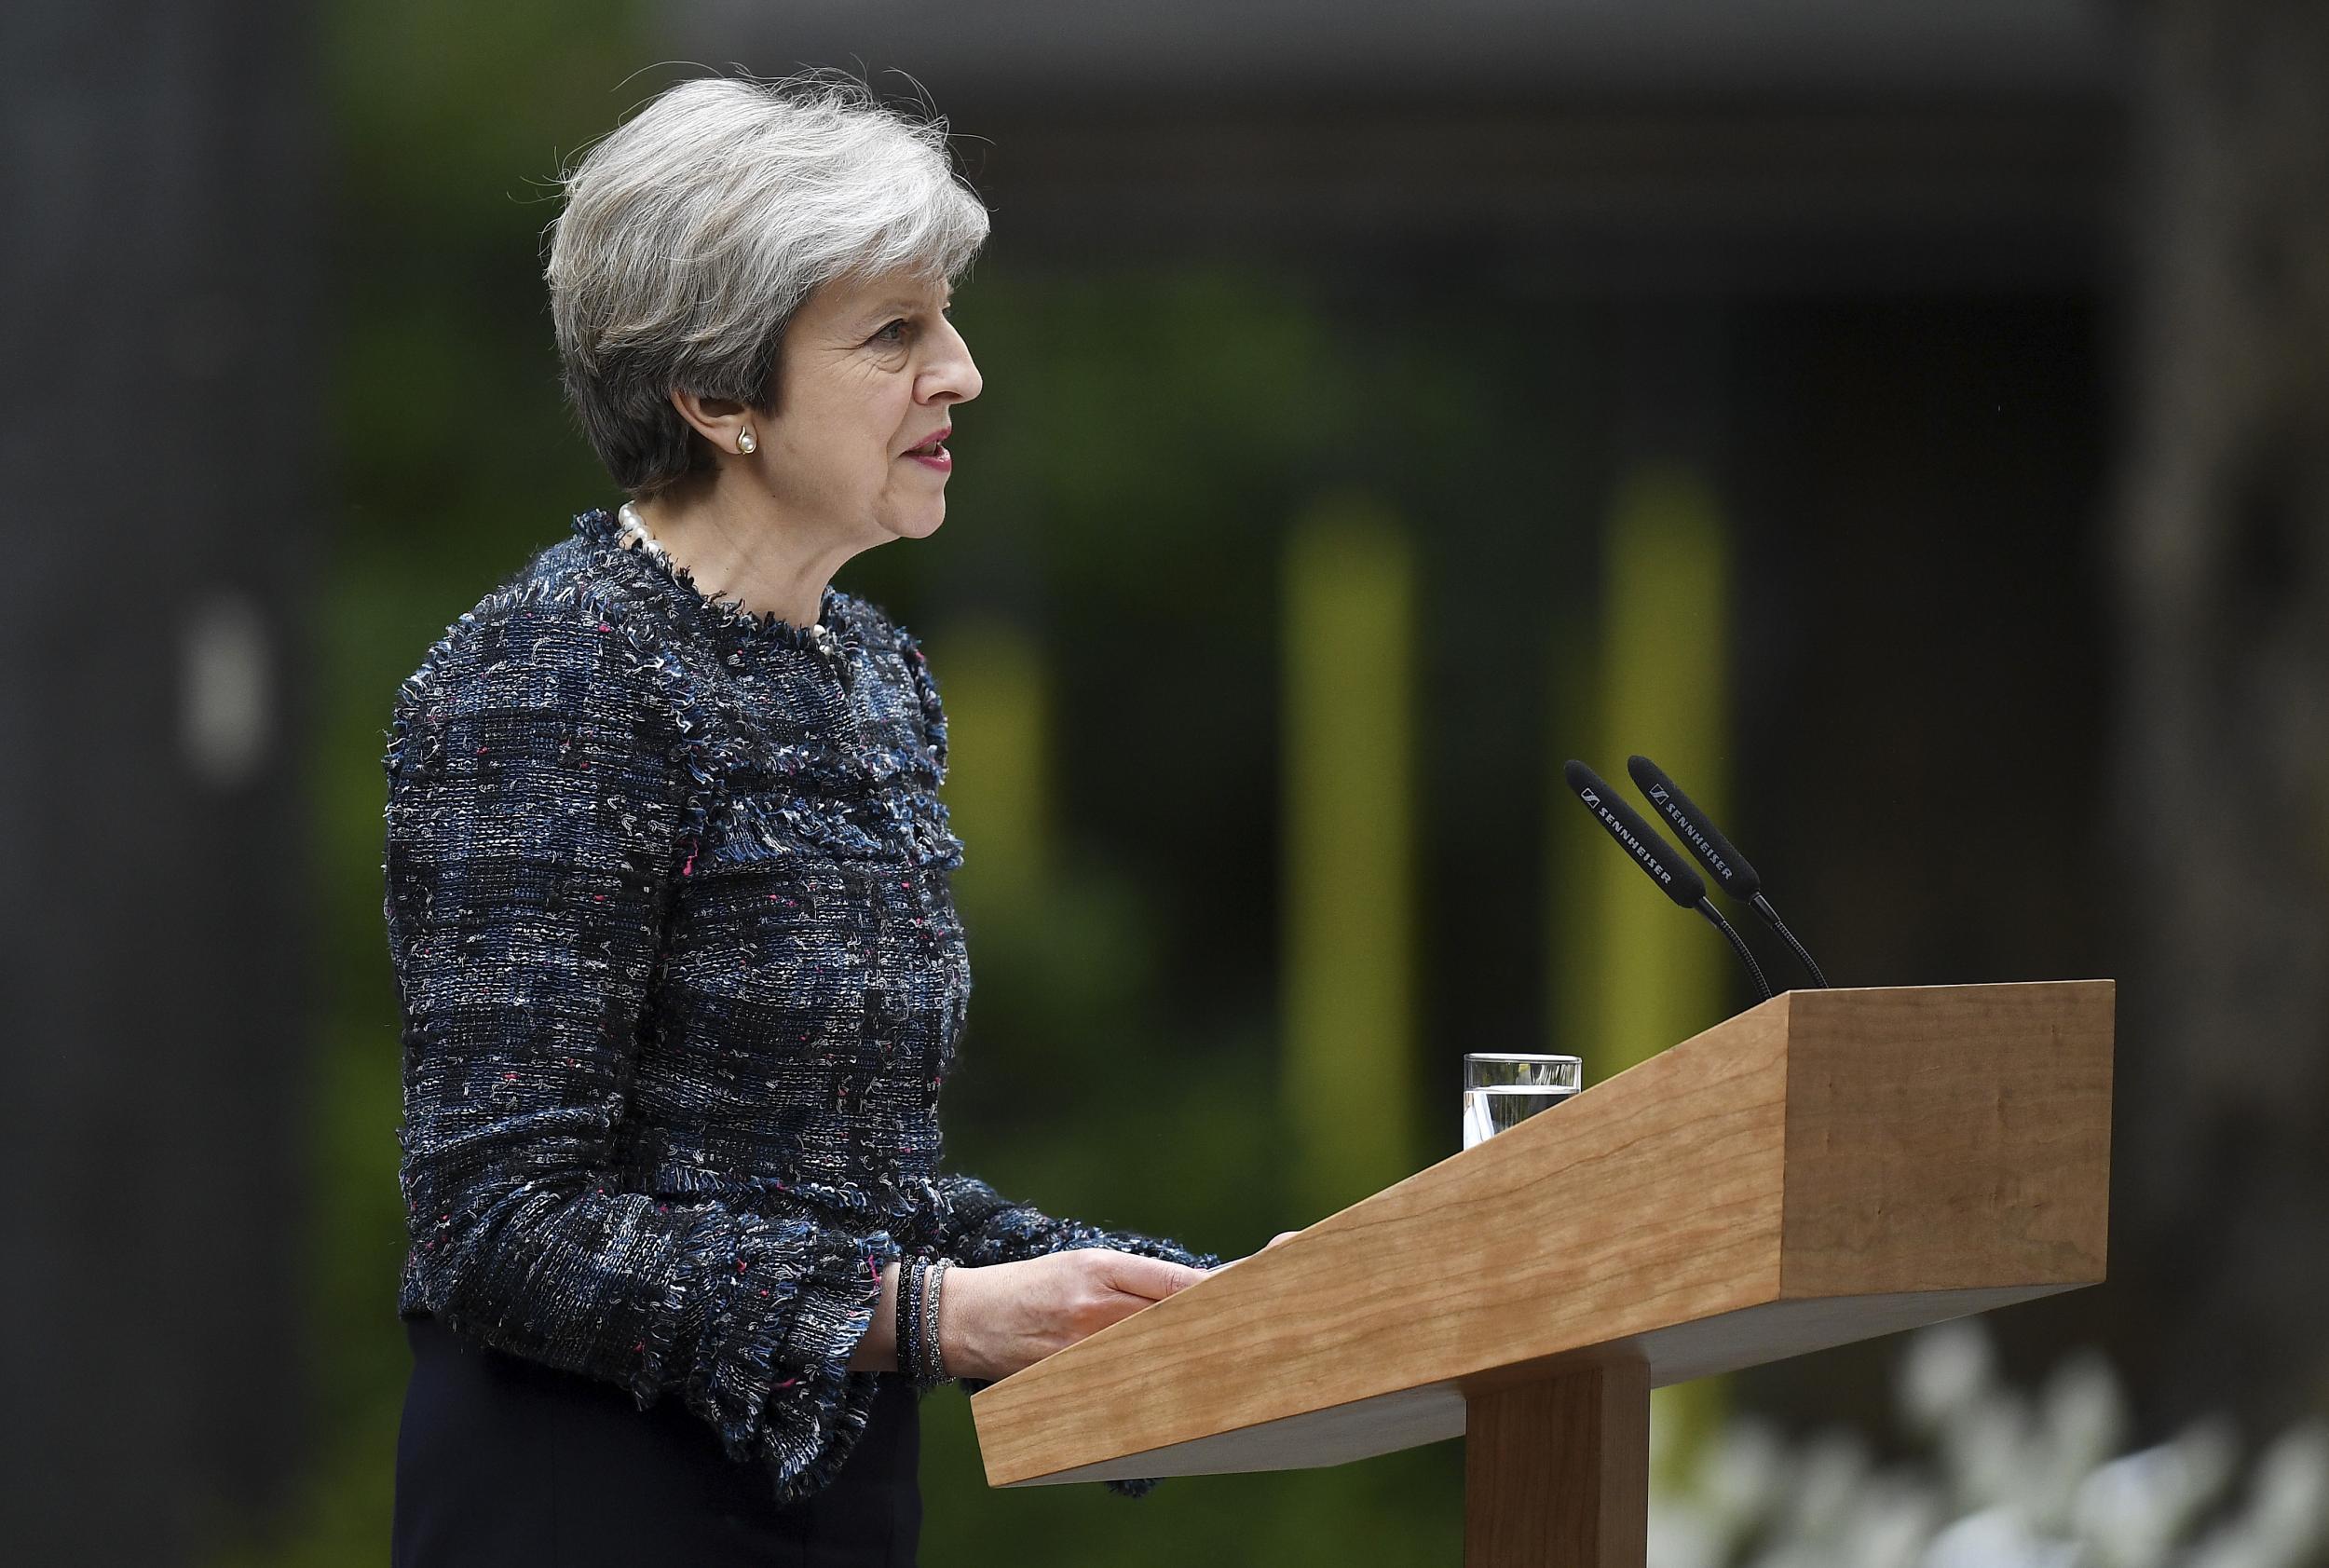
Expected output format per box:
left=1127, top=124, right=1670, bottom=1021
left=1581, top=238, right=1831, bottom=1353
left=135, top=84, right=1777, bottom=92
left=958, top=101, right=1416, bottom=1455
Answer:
left=665, top=1209, right=896, bottom=1505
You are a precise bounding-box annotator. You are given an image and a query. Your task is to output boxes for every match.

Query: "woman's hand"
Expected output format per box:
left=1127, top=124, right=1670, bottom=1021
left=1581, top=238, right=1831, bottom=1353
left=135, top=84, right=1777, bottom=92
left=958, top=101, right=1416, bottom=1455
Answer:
left=936, top=1248, right=1210, bottom=1384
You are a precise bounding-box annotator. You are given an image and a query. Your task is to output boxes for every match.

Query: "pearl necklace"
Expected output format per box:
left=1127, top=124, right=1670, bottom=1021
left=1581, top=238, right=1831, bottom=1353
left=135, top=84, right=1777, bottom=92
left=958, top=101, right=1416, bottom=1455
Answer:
left=615, top=501, right=671, bottom=563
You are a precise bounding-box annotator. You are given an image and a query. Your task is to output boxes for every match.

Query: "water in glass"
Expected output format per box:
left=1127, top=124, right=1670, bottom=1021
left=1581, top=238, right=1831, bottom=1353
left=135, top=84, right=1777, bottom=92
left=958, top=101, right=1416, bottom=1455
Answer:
left=1461, top=1053, right=1582, bottom=1150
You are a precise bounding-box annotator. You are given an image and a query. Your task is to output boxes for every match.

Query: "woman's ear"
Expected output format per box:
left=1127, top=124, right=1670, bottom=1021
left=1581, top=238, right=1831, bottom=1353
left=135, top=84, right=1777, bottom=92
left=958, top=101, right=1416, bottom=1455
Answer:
left=669, top=389, right=757, bottom=456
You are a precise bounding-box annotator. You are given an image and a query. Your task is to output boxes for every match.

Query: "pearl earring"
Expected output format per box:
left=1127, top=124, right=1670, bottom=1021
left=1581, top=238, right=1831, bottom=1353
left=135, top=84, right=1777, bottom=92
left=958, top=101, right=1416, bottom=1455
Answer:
left=737, top=429, right=757, bottom=454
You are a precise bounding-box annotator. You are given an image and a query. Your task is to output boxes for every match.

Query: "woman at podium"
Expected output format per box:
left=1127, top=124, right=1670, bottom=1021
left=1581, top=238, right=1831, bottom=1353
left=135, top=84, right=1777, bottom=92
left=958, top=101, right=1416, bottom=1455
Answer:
left=383, top=70, right=1228, bottom=1566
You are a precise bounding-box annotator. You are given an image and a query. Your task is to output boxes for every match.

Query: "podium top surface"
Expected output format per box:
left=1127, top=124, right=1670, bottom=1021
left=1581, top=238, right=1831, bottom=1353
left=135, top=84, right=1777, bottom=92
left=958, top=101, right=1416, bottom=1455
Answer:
left=969, top=979, right=2115, bottom=1487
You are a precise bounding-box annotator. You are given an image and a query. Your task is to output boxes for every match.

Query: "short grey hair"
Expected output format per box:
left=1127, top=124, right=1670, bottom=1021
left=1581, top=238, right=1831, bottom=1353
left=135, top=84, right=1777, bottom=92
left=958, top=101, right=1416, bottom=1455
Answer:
left=546, top=71, right=990, bottom=497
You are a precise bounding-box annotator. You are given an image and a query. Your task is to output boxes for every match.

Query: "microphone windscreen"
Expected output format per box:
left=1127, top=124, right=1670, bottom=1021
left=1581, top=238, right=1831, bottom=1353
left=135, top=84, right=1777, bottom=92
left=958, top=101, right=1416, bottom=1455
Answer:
left=1563, top=760, right=1708, bottom=908
left=1626, top=755, right=1763, bottom=899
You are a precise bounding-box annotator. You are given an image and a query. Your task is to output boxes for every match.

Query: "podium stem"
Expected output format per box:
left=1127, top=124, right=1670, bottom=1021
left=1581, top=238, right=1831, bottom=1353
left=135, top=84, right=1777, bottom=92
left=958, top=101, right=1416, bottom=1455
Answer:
left=1464, top=1359, right=1650, bottom=1568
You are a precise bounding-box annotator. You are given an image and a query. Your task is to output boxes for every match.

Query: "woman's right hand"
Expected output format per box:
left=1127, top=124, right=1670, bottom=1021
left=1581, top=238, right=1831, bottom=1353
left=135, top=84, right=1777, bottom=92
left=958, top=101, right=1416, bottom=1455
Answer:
left=936, top=1248, right=1211, bottom=1384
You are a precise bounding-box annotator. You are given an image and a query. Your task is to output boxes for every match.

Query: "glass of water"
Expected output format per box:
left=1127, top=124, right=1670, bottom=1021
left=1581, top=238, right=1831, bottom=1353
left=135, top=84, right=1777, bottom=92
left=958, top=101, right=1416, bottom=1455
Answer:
left=1462, top=1053, right=1583, bottom=1150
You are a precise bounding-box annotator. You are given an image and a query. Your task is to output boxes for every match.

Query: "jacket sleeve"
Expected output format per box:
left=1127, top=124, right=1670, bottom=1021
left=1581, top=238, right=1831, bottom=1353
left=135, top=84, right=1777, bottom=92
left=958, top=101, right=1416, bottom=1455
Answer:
left=384, top=597, right=897, bottom=1504
left=929, top=1169, right=1222, bottom=1498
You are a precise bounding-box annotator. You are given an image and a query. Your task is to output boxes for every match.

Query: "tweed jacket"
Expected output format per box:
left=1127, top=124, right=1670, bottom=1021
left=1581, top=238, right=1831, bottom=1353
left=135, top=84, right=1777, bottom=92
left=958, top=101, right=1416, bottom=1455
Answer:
left=382, top=505, right=1219, bottom=1506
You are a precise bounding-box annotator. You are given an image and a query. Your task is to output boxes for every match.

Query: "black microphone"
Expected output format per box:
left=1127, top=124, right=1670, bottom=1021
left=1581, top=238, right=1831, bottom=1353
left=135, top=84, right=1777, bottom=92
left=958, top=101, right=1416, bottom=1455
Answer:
left=1562, top=760, right=1773, bottom=1002
left=1624, top=755, right=1829, bottom=989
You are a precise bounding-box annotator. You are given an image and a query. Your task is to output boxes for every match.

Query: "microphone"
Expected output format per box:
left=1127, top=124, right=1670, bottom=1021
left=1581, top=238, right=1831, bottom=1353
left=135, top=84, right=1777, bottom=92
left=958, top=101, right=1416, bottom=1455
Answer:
left=1562, top=760, right=1773, bottom=1002
left=1624, top=755, right=1830, bottom=989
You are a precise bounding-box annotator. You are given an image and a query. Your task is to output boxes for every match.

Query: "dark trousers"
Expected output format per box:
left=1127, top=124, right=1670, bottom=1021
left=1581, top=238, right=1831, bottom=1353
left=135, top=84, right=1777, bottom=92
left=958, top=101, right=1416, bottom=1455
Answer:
left=393, top=1313, right=922, bottom=1567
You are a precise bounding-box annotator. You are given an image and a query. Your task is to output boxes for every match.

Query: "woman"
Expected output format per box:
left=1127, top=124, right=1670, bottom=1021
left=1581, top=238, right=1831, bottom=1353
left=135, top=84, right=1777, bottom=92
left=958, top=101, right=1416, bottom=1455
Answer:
left=384, top=72, right=1286, bottom=1566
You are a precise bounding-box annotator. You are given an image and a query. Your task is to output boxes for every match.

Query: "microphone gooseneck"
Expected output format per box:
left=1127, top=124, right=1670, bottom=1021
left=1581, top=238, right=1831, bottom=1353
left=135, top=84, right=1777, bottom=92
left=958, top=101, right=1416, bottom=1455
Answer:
left=1696, top=898, right=1775, bottom=1002
left=1751, top=892, right=1829, bottom=989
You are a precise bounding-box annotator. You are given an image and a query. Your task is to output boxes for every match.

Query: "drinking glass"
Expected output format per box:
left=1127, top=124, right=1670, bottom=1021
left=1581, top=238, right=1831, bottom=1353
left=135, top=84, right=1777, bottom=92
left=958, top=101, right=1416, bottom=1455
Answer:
left=1462, top=1053, right=1582, bottom=1150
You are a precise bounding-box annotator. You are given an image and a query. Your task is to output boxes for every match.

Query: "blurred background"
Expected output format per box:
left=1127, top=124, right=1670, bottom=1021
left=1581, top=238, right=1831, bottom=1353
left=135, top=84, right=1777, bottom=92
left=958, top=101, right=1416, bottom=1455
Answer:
left=4, top=0, right=2326, bottom=1562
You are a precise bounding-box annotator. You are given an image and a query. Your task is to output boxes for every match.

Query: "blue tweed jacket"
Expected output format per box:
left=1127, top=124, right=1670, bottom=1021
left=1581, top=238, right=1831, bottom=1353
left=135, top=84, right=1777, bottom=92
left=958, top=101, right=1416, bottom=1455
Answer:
left=382, top=506, right=1219, bottom=1506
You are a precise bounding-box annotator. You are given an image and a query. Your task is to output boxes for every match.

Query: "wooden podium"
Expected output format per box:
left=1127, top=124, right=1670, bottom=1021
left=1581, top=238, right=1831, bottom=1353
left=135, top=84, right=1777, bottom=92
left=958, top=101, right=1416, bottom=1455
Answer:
left=966, top=981, right=2114, bottom=1565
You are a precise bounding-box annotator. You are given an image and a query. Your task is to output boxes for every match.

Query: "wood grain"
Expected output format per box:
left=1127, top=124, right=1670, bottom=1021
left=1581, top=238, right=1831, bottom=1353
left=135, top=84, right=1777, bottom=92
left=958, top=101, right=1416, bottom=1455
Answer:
left=1779, top=981, right=2114, bottom=1298
left=997, top=1284, right=2073, bottom=1486
left=970, top=980, right=2114, bottom=1489
left=1465, top=1361, right=1649, bottom=1568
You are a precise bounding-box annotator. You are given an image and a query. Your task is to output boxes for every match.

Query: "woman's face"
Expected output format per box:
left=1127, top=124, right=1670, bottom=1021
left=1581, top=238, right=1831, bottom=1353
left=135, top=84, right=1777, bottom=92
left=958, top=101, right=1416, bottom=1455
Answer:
left=751, top=266, right=981, bottom=546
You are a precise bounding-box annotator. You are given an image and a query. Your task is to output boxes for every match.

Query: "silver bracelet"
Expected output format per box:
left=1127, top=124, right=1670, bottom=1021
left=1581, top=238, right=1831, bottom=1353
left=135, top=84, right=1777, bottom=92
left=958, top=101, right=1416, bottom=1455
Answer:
left=897, top=1257, right=925, bottom=1383
left=920, top=1257, right=952, bottom=1386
